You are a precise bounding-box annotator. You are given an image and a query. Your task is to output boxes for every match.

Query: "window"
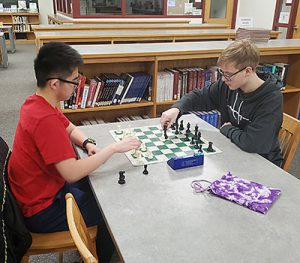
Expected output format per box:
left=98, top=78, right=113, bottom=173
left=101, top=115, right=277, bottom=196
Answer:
left=80, top=0, right=121, bottom=16
left=126, top=0, right=163, bottom=15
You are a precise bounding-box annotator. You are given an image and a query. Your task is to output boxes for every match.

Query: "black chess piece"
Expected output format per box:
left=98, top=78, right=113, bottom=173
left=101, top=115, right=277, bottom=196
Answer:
left=163, top=125, right=168, bottom=140
left=184, top=132, right=190, bottom=141
left=198, top=144, right=203, bottom=153
left=194, top=140, right=199, bottom=149
left=207, top=142, right=215, bottom=152
left=118, top=171, right=126, bottom=184
left=175, top=122, right=179, bottom=135
left=179, top=120, right=184, bottom=131
left=186, top=122, right=191, bottom=133
left=197, top=132, right=204, bottom=144
left=143, top=165, right=149, bottom=175
left=194, top=124, right=199, bottom=134
left=171, top=123, right=175, bottom=130
left=190, top=137, right=195, bottom=145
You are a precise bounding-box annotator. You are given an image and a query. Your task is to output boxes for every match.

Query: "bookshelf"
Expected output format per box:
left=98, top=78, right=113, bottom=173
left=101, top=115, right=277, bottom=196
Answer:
left=64, top=39, right=300, bottom=125
left=0, top=12, right=39, bottom=43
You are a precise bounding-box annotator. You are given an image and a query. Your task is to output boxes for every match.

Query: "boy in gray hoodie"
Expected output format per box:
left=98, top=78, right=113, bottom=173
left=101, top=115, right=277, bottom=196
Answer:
left=160, top=39, right=283, bottom=166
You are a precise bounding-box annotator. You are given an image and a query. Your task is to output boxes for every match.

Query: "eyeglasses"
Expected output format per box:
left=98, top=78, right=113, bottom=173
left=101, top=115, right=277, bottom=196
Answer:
left=46, top=77, right=79, bottom=87
left=217, top=67, right=247, bottom=81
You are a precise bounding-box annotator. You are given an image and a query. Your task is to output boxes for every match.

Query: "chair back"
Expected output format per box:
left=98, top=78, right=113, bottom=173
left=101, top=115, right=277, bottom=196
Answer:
left=279, top=113, right=300, bottom=171
left=65, top=193, right=98, bottom=263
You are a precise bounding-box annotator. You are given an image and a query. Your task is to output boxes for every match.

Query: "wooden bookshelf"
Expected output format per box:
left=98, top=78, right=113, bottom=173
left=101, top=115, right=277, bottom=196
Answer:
left=63, top=39, right=300, bottom=125
left=0, top=12, right=39, bottom=43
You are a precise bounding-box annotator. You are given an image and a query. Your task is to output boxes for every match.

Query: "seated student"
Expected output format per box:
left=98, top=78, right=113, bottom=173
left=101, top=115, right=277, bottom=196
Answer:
left=8, top=42, right=141, bottom=262
left=160, top=39, right=283, bottom=167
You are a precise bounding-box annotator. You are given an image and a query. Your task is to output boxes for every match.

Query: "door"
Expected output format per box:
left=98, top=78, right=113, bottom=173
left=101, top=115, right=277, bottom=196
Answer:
left=204, top=0, right=237, bottom=27
left=273, top=0, right=300, bottom=39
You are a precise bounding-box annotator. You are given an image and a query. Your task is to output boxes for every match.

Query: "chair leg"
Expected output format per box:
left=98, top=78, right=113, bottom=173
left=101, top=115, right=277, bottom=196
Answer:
left=21, top=255, right=30, bottom=263
left=58, top=252, right=63, bottom=263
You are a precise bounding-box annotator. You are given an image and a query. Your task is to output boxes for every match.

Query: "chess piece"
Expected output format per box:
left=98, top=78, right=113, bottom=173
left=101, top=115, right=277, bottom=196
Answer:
left=116, top=124, right=123, bottom=134
left=141, top=143, right=147, bottom=152
left=179, top=120, right=184, bottom=131
left=143, top=165, right=149, bottom=175
left=171, top=123, right=175, bottom=130
left=194, top=140, right=199, bottom=149
left=187, top=122, right=191, bottom=133
left=190, top=137, right=195, bottom=145
left=163, top=125, right=168, bottom=140
left=207, top=141, right=215, bottom=152
left=175, top=122, right=179, bottom=135
left=198, top=144, right=203, bottom=153
left=184, top=132, right=190, bottom=141
left=197, top=132, right=204, bottom=144
left=194, top=124, right=199, bottom=134
left=118, top=171, right=126, bottom=184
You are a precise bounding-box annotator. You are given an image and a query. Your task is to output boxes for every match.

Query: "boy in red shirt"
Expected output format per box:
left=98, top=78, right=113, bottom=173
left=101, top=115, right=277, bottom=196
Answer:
left=8, top=42, right=141, bottom=262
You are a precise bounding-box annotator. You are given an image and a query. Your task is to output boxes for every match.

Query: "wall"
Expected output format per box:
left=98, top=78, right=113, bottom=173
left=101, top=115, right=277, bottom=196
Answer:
left=38, top=0, right=54, bottom=24
left=236, top=0, right=276, bottom=29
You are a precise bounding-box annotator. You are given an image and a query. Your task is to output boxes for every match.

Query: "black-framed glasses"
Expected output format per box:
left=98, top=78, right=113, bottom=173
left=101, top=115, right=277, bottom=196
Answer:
left=46, top=77, right=79, bottom=87
left=217, top=67, right=247, bottom=81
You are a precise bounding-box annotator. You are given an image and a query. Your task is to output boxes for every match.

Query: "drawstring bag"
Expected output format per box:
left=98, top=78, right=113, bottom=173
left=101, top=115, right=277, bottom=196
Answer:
left=191, top=172, right=281, bottom=214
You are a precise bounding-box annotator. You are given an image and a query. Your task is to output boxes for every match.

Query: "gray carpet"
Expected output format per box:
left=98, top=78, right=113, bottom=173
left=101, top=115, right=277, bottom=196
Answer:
left=1, top=44, right=299, bottom=261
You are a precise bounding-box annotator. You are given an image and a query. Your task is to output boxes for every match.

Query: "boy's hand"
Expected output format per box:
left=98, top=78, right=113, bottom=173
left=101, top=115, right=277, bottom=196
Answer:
left=85, top=143, right=98, bottom=156
left=160, top=108, right=180, bottom=129
left=113, top=138, right=141, bottom=153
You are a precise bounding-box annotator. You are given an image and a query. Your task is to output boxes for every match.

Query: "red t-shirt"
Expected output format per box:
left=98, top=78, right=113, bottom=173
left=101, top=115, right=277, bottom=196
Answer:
left=8, top=94, right=76, bottom=217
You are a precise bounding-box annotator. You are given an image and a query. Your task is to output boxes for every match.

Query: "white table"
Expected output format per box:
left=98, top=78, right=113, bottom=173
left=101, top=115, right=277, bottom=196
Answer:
left=77, top=114, right=300, bottom=263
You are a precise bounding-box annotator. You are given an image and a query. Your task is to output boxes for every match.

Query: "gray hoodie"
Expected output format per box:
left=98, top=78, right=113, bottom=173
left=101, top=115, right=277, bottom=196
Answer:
left=172, top=74, right=283, bottom=166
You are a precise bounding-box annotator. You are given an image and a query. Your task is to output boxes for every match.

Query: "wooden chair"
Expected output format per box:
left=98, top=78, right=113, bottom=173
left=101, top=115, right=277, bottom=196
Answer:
left=65, top=193, right=98, bottom=263
left=0, top=136, right=97, bottom=263
left=279, top=113, right=300, bottom=171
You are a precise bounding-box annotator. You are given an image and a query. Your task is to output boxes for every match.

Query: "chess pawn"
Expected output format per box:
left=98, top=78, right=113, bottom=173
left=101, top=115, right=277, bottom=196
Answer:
left=186, top=122, right=191, bottom=133
left=184, top=132, right=190, bottom=141
left=198, top=144, right=203, bottom=153
left=190, top=137, right=195, bottom=145
left=118, top=171, right=126, bottom=184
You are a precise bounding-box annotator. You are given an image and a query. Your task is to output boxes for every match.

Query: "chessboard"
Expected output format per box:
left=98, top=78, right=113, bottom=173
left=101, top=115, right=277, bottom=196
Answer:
left=110, top=123, right=222, bottom=166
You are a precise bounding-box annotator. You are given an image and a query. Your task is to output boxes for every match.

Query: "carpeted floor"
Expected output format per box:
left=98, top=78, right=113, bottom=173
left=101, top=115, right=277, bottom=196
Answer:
left=0, top=44, right=299, bottom=262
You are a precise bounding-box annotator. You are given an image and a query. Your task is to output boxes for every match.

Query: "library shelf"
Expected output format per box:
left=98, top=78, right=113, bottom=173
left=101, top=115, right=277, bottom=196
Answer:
left=62, top=39, right=300, bottom=124
left=0, top=12, right=39, bottom=43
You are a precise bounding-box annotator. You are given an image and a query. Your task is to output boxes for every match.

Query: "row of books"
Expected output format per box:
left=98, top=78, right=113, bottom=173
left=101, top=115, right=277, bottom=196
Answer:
left=13, top=24, right=30, bottom=32
left=157, top=67, right=219, bottom=102
left=80, top=115, right=150, bottom=126
left=256, top=63, right=289, bottom=87
left=12, top=16, right=28, bottom=24
left=190, top=110, right=220, bottom=128
left=61, top=72, right=152, bottom=110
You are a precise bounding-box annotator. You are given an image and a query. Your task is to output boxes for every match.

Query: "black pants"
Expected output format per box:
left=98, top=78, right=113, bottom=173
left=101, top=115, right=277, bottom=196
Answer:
left=24, top=178, right=115, bottom=263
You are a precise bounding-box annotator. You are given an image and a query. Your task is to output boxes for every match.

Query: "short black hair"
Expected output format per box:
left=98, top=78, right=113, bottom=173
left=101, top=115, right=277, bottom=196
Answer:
left=34, top=42, right=83, bottom=88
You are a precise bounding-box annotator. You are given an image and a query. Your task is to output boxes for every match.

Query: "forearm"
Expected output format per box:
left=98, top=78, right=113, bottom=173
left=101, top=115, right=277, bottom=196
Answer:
left=55, top=144, right=117, bottom=183
left=69, top=126, right=87, bottom=147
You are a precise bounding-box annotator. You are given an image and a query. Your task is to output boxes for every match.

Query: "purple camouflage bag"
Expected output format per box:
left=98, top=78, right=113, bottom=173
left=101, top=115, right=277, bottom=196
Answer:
left=191, top=172, right=281, bottom=214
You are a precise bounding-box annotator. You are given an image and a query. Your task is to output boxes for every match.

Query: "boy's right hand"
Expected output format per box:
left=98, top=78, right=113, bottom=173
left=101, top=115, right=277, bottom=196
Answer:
left=113, top=138, right=141, bottom=153
left=160, top=108, right=180, bottom=129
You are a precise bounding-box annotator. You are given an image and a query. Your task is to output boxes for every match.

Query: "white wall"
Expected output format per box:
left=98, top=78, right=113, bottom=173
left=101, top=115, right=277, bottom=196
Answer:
left=236, top=0, right=276, bottom=29
left=38, top=0, right=54, bottom=24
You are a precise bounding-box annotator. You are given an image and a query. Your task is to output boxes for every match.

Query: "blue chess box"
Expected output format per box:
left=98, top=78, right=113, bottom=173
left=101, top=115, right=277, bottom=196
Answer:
left=167, top=153, right=204, bottom=170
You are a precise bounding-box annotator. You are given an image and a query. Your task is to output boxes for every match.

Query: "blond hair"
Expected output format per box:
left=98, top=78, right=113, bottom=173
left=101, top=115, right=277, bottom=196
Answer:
left=217, top=39, right=260, bottom=70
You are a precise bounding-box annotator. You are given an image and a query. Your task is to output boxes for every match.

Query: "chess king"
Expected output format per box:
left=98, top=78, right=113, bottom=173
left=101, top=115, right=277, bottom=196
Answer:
left=160, top=39, right=283, bottom=167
